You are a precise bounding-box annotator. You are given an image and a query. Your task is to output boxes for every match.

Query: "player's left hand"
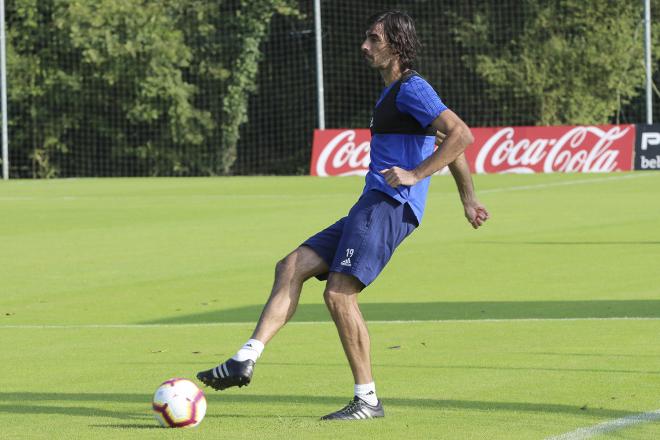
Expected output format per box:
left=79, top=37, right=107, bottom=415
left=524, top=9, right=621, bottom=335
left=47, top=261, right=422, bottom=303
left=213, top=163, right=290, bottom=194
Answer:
left=463, top=199, right=490, bottom=229
left=380, top=167, right=420, bottom=188
left=435, top=130, right=447, bottom=147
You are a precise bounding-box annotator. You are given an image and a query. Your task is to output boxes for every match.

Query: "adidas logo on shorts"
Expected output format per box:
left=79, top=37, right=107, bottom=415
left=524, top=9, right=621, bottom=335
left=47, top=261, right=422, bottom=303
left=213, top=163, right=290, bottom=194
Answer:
left=340, top=257, right=352, bottom=267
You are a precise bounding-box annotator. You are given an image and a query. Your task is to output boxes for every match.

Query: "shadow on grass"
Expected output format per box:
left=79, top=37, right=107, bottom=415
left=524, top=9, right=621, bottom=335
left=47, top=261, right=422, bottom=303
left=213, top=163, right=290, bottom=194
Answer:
left=141, top=300, right=660, bottom=324
left=0, top=403, right=144, bottom=420
left=254, top=361, right=660, bottom=376
left=90, top=423, right=161, bottom=429
left=518, top=352, right=660, bottom=359
left=126, top=359, right=660, bottom=376
left=0, top=392, right=644, bottom=420
left=469, top=241, right=660, bottom=246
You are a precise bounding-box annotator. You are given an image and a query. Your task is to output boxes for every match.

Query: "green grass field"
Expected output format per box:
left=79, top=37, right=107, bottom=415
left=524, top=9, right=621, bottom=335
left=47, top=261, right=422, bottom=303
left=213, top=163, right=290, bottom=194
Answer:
left=1, top=172, right=659, bottom=439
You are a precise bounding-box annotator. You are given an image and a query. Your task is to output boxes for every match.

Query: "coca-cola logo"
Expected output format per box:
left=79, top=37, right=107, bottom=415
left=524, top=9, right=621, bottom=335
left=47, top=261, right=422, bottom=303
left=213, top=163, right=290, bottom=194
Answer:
left=313, top=129, right=371, bottom=176
left=472, top=125, right=634, bottom=173
left=310, top=125, right=635, bottom=177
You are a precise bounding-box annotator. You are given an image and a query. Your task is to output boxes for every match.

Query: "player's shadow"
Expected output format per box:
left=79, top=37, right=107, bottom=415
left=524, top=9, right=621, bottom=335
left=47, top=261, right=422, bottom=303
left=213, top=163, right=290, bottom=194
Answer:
left=0, top=392, right=641, bottom=421
left=141, top=299, right=660, bottom=324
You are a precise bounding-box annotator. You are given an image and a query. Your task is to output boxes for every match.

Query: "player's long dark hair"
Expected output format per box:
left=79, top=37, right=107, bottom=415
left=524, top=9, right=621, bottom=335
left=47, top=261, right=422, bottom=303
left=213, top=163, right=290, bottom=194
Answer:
left=367, top=10, right=420, bottom=70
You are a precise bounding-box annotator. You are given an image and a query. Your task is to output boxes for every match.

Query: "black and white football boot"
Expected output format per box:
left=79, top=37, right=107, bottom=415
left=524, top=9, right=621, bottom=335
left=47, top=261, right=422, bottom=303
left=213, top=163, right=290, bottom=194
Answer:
left=320, top=396, right=385, bottom=420
left=196, top=358, right=254, bottom=391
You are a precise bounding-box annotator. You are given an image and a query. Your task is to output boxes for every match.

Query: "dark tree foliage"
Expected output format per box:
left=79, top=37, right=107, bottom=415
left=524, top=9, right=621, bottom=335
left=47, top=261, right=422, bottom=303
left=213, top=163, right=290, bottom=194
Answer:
left=3, top=0, right=658, bottom=177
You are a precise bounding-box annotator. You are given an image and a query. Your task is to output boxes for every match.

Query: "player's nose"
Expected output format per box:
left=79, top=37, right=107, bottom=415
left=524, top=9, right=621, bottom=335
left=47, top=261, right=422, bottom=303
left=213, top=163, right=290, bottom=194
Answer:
left=360, top=40, right=370, bottom=53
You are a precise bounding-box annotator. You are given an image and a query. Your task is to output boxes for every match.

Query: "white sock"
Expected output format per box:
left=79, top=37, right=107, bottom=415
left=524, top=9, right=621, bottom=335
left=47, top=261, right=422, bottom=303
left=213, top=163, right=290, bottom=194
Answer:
left=355, top=382, right=378, bottom=406
left=231, top=339, right=265, bottom=363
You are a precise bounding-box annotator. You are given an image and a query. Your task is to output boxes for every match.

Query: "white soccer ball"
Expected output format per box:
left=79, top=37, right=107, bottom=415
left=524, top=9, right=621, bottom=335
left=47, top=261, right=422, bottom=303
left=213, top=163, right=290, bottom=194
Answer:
left=152, top=378, right=207, bottom=428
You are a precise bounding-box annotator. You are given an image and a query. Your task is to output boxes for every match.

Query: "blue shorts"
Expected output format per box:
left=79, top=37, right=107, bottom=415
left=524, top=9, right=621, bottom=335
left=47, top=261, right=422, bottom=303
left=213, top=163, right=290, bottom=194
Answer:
left=302, top=190, right=417, bottom=287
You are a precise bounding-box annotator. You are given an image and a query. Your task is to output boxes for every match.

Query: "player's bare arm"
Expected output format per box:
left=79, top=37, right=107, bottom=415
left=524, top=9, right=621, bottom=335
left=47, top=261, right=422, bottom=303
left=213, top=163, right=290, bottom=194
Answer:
left=448, top=153, right=490, bottom=229
left=379, top=110, right=489, bottom=229
left=438, top=115, right=489, bottom=229
left=379, top=109, right=473, bottom=186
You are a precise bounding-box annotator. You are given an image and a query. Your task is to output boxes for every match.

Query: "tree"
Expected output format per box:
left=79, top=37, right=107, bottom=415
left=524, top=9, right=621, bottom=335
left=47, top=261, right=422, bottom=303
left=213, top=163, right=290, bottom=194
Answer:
left=454, top=0, right=659, bottom=125
left=215, top=0, right=301, bottom=174
left=6, top=0, right=79, bottom=177
left=6, top=0, right=300, bottom=177
left=61, top=0, right=215, bottom=176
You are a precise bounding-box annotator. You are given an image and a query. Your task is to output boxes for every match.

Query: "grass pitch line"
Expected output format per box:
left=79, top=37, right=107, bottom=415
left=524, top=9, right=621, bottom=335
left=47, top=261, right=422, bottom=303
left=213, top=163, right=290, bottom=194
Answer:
left=481, top=173, right=653, bottom=195
left=1, top=317, right=659, bottom=329
left=546, top=408, right=660, bottom=439
left=0, top=172, right=654, bottom=202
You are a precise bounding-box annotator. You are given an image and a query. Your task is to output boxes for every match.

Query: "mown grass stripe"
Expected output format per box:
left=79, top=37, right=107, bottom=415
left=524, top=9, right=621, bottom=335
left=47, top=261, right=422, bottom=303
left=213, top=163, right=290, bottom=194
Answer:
left=1, top=317, right=659, bottom=329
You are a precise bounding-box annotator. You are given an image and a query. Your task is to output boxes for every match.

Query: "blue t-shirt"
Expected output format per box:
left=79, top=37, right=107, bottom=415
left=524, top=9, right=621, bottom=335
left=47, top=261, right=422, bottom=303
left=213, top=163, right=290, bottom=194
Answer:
left=364, top=75, right=447, bottom=224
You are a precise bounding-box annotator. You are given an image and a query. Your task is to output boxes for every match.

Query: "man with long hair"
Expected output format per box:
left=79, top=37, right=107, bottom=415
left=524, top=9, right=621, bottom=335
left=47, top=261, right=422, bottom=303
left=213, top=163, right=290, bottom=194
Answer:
left=197, top=10, right=489, bottom=420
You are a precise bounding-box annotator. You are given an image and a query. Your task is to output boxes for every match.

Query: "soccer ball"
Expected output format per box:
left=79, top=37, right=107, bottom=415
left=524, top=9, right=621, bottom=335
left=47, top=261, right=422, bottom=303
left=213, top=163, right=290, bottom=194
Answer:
left=152, top=378, right=207, bottom=428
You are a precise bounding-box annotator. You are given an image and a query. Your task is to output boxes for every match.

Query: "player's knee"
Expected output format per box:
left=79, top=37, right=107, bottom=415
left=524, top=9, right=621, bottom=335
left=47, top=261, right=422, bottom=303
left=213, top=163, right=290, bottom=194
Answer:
left=274, top=256, right=292, bottom=279
left=275, top=250, right=302, bottom=280
left=323, top=289, right=348, bottom=313
left=323, top=289, right=337, bottom=311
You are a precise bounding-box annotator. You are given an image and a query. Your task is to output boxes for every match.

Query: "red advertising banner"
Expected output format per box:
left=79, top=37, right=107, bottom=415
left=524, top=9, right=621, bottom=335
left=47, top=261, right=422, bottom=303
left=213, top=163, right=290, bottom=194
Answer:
left=310, top=125, right=635, bottom=176
left=468, top=125, right=635, bottom=173
left=311, top=129, right=372, bottom=176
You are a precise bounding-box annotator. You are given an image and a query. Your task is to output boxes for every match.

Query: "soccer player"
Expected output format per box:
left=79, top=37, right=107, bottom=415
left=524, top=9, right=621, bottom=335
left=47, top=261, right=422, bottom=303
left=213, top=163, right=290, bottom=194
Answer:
left=197, top=10, right=489, bottom=420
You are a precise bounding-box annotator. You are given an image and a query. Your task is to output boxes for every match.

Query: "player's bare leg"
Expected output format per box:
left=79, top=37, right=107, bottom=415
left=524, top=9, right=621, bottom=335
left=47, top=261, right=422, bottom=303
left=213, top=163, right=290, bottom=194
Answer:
left=196, top=246, right=327, bottom=390
left=252, top=246, right=328, bottom=344
left=323, top=273, right=372, bottom=383
left=321, top=272, right=384, bottom=420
